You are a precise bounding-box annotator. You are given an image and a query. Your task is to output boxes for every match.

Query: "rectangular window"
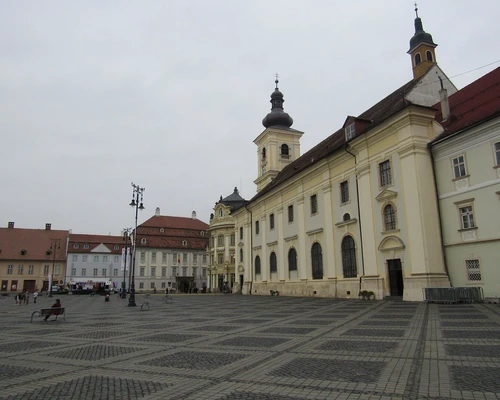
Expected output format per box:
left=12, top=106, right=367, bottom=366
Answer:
left=140, top=252, right=146, bottom=263
left=82, top=255, right=88, bottom=262
left=162, top=267, right=167, bottom=277
left=101, top=268, right=106, bottom=276
left=345, top=123, right=355, bottom=141
left=114, top=255, right=119, bottom=262
left=255, top=220, right=260, bottom=234
left=270, top=213, right=275, bottom=230
left=71, top=268, right=76, bottom=276
left=459, top=206, right=475, bottom=229
left=230, top=234, right=235, bottom=246
left=82, top=268, right=86, bottom=276
left=192, top=267, right=197, bottom=276
left=150, top=282, right=155, bottom=289
left=161, top=282, right=166, bottom=288
left=113, top=268, right=118, bottom=276
left=72, top=255, right=78, bottom=261
left=151, top=267, right=156, bottom=276
left=452, top=155, right=467, bottom=178
left=93, top=268, right=98, bottom=276
left=183, top=253, right=188, bottom=264
left=239, top=227, right=243, bottom=240
left=495, top=142, right=500, bottom=166
left=18, top=265, right=24, bottom=275
left=172, top=267, right=177, bottom=276
left=55, top=265, right=60, bottom=274
left=211, top=236, right=215, bottom=248
left=7, top=265, right=13, bottom=275
left=340, top=180, right=349, bottom=203
left=182, top=267, right=187, bottom=276
left=202, top=254, right=207, bottom=264
left=202, top=268, right=207, bottom=277
left=173, top=253, right=178, bottom=264
left=162, top=252, right=167, bottom=264
left=466, top=259, right=482, bottom=281
left=139, top=282, right=144, bottom=289
left=288, top=205, right=294, bottom=223
left=218, top=236, right=224, bottom=246
left=310, top=194, right=318, bottom=215
left=103, top=256, right=108, bottom=262
left=192, top=254, right=197, bottom=264
left=218, top=253, right=224, bottom=264
left=94, top=255, right=99, bottom=262
left=28, top=265, right=34, bottom=275
left=151, top=253, right=156, bottom=264
left=140, top=267, right=145, bottom=276
left=379, top=160, right=392, bottom=187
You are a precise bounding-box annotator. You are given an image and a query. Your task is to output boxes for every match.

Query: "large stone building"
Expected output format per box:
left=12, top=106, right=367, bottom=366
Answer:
left=133, top=208, right=209, bottom=293
left=232, top=11, right=458, bottom=301
left=207, top=187, right=246, bottom=292
left=430, top=67, right=500, bottom=300
left=66, top=233, right=125, bottom=293
left=0, top=222, right=69, bottom=293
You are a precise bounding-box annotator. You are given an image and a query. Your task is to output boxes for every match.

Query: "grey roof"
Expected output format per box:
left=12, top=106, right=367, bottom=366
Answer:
left=218, top=187, right=247, bottom=212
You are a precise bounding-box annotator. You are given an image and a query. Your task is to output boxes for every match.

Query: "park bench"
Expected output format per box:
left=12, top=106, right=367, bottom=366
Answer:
left=270, top=290, right=280, bottom=296
left=31, top=307, right=66, bottom=323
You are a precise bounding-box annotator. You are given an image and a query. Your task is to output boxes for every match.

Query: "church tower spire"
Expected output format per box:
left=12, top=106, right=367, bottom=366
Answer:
left=407, top=3, right=437, bottom=80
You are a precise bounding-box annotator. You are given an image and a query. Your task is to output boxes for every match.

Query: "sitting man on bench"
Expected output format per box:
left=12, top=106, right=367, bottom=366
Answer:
left=44, top=298, right=62, bottom=321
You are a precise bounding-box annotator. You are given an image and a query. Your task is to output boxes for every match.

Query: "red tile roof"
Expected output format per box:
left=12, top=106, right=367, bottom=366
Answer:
left=68, top=234, right=124, bottom=254
left=140, top=215, right=209, bottom=230
left=0, top=228, right=69, bottom=261
left=432, top=67, right=500, bottom=142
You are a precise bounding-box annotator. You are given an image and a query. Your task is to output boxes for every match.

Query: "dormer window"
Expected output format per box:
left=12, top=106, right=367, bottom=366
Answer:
left=280, top=144, right=290, bottom=159
left=182, top=240, right=188, bottom=247
left=83, top=244, right=89, bottom=249
left=141, top=238, right=147, bottom=244
left=345, top=123, right=355, bottom=141
left=160, top=228, right=164, bottom=233
left=114, top=245, right=119, bottom=250
left=73, top=244, right=79, bottom=249
left=219, top=209, right=224, bottom=218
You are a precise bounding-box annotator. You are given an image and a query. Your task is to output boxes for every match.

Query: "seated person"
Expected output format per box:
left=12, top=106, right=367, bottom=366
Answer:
left=44, top=298, right=62, bottom=321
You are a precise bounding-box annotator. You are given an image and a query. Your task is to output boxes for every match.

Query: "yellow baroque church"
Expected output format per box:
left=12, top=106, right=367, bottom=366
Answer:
left=232, top=11, right=457, bottom=301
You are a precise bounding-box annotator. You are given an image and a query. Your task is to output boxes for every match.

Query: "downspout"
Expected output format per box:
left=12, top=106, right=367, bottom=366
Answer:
left=344, top=144, right=366, bottom=291
left=244, top=203, right=253, bottom=295
left=427, top=142, right=451, bottom=282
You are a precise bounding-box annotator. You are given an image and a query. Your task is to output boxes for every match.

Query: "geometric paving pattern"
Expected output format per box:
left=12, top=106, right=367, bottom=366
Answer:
left=49, top=345, right=145, bottom=361
left=0, top=364, right=47, bottom=380
left=0, top=375, right=170, bottom=400
left=342, top=328, right=405, bottom=338
left=218, top=394, right=310, bottom=400
left=449, top=366, right=500, bottom=393
left=257, top=327, right=317, bottom=335
left=316, top=340, right=397, bottom=352
left=215, top=336, right=290, bottom=348
left=445, top=344, right=500, bottom=358
left=0, top=340, right=61, bottom=353
left=441, top=330, right=500, bottom=340
left=269, top=358, right=387, bottom=383
left=138, top=351, right=248, bottom=370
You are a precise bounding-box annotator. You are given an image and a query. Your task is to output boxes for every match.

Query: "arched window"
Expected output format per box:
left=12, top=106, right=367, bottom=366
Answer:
left=342, top=236, right=357, bottom=278
left=426, top=50, right=433, bottom=62
left=311, top=242, right=323, bottom=279
left=415, top=53, right=421, bottom=65
left=239, top=248, right=243, bottom=262
left=141, top=238, right=147, bottom=244
left=270, top=252, right=277, bottom=273
left=384, top=204, right=397, bottom=231
left=281, top=144, right=289, bottom=157
left=262, top=148, right=266, bottom=160
left=343, top=213, right=351, bottom=221
left=219, top=209, right=224, bottom=217
left=255, top=256, right=261, bottom=275
left=288, top=248, right=297, bottom=271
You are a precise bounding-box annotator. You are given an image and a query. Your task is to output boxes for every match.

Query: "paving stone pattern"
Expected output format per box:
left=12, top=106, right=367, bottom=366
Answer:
left=1, top=295, right=500, bottom=399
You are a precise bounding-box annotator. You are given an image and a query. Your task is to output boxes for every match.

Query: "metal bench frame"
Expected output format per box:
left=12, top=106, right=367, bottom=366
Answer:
left=31, top=307, right=66, bottom=323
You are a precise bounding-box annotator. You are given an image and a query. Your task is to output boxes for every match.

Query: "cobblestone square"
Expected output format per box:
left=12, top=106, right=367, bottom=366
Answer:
left=1, top=294, right=500, bottom=399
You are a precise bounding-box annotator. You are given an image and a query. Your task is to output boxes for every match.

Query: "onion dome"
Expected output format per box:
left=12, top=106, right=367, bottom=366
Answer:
left=408, top=6, right=436, bottom=52
left=262, top=76, right=294, bottom=128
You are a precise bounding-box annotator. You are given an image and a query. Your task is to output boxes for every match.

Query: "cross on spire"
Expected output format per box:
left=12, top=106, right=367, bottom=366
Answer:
left=414, top=2, right=419, bottom=18
left=275, top=73, right=279, bottom=89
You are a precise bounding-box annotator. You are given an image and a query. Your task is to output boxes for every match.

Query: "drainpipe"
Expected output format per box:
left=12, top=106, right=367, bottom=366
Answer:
left=427, top=143, right=451, bottom=282
left=344, top=144, right=366, bottom=291
left=244, top=203, right=253, bottom=295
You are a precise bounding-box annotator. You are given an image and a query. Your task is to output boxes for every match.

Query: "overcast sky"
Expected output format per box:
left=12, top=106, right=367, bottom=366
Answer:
left=1, top=1, right=499, bottom=235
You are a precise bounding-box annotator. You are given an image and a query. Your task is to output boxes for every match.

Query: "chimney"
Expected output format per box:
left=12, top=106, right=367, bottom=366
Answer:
left=192, top=211, right=197, bottom=219
left=8, top=222, right=14, bottom=229
left=438, top=76, right=450, bottom=121
left=45, top=223, right=52, bottom=231
left=155, top=207, right=160, bottom=216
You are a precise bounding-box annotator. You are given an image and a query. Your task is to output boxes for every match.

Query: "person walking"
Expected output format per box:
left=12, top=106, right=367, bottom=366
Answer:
left=33, top=290, right=38, bottom=304
left=24, top=291, right=29, bottom=305
left=44, top=299, right=62, bottom=321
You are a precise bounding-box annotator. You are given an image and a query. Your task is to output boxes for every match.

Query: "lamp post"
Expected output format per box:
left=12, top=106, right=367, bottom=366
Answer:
left=128, top=182, right=145, bottom=307
left=121, top=228, right=131, bottom=299
left=48, top=239, right=61, bottom=298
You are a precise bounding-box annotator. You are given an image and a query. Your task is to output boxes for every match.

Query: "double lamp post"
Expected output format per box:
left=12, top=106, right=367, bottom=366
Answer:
left=127, top=182, right=145, bottom=307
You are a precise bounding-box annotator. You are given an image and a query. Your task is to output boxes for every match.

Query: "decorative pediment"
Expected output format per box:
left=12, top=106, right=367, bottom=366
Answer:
left=378, top=236, right=405, bottom=252
left=238, top=264, right=244, bottom=273
left=91, top=244, right=111, bottom=253
left=376, top=189, right=398, bottom=203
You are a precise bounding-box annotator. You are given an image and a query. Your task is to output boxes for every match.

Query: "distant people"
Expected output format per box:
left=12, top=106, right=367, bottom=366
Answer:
left=33, top=290, right=39, bottom=304
left=104, top=294, right=110, bottom=302
left=165, top=288, right=168, bottom=295
left=44, top=299, right=62, bottom=321
left=153, top=287, right=157, bottom=294
left=14, top=293, right=20, bottom=306
left=24, top=291, right=29, bottom=305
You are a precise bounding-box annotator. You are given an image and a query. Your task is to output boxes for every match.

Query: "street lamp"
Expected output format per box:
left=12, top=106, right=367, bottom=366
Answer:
left=48, top=239, right=61, bottom=298
left=128, top=182, right=145, bottom=307
left=121, top=228, right=131, bottom=299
